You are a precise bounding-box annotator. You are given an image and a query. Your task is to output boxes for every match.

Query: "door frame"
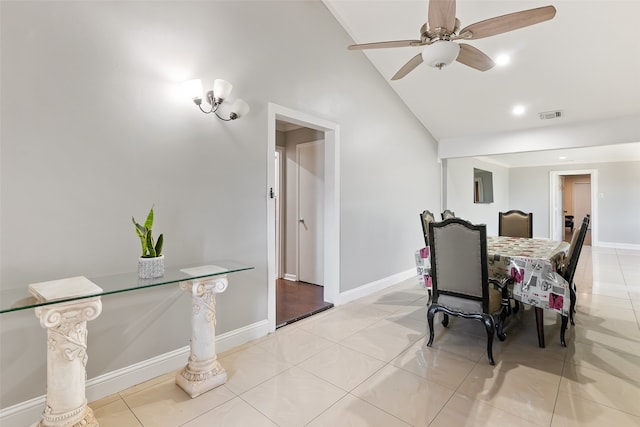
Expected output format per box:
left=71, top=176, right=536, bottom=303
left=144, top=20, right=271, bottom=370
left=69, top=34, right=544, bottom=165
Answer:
left=549, top=169, right=598, bottom=244
left=267, top=103, right=340, bottom=333
left=275, top=146, right=285, bottom=279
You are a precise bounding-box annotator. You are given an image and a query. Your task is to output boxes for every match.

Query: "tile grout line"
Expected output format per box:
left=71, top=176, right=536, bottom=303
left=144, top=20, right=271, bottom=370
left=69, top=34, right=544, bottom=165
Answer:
left=118, top=392, right=146, bottom=427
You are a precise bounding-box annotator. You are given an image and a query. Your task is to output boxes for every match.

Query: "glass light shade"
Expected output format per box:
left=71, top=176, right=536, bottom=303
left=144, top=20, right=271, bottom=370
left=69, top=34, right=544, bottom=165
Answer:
left=182, top=79, right=203, bottom=100
left=213, top=79, right=233, bottom=101
left=421, top=41, right=460, bottom=68
left=230, top=99, right=250, bottom=119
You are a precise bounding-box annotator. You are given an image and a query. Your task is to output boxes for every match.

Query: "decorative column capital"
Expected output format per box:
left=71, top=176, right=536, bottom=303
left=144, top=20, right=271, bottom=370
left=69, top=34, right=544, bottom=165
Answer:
left=179, top=276, right=228, bottom=297
left=34, top=297, right=102, bottom=329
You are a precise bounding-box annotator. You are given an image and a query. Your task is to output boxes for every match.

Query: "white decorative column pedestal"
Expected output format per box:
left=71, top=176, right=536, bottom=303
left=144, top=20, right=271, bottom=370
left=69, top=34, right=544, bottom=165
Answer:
left=28, top=277, right=103, bottom=427
left=176, top=276, right=228, bottom=398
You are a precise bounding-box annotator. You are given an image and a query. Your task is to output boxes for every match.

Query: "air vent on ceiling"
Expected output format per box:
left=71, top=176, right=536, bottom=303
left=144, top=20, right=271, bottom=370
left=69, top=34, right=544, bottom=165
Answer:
left=539, top=110, right=563, bottom=120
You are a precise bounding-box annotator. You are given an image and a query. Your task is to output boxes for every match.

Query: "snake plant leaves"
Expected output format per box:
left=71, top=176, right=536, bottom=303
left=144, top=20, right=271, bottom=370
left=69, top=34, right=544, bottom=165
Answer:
left=145, top=231, right=156, bottom=257
left=155, top=234, right=164, bottom=257
left=144, top=206, right=154, bottom=230
left=133, top=206, right=163, bottom=258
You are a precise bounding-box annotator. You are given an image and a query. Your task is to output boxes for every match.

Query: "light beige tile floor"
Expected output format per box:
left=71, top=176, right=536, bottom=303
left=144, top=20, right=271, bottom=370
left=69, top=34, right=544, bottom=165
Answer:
left=90, top=246, right=640, bottom=426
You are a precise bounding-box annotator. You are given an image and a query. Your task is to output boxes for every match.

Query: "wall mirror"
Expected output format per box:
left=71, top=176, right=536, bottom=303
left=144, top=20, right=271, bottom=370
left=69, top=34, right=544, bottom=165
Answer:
left=474, top=168, right=494, bottom=203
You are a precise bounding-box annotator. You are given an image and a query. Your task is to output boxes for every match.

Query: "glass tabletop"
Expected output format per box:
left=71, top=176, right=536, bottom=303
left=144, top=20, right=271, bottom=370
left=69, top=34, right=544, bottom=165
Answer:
left=0, top=260, right=253, bottom=314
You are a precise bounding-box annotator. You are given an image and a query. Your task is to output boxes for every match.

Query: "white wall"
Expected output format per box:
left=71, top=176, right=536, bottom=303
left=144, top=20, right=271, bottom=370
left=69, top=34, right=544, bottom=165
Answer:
left=444, top=158, right=509, bottom=236
left=509, top=161, right=640, bottom=245
left=0, top=1, right=440, bottom=407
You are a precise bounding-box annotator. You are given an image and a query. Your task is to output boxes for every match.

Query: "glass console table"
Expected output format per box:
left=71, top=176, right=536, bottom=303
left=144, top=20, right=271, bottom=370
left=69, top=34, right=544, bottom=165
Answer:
left=0, top=261, right=253, bottom=427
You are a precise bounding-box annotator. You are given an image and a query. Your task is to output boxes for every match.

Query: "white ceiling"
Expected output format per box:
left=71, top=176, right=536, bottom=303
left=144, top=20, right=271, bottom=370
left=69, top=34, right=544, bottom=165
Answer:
left=476, top=141, right=640, bottom=168
left=323, top=0, right=640, bottom=166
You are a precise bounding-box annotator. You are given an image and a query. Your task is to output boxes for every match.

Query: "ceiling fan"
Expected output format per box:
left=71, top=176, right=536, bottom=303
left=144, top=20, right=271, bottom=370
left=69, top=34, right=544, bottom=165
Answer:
left=348, top=0, right=556, bottom=80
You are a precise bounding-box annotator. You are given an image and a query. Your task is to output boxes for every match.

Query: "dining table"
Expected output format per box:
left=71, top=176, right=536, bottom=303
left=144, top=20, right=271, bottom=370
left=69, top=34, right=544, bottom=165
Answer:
left=416, top=235, right=571, bottom=348
left=486, top=235, right=570, bottom=347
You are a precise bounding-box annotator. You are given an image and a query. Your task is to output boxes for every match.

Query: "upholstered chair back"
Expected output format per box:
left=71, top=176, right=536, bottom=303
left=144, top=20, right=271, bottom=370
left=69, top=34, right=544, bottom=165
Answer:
left=420, top=210, right=436, bottom=246
left=498, top=210, right=533, bottom=238
left=429, top=218, right=489, bottom=313
left=441, top=209, right=456, bottom=220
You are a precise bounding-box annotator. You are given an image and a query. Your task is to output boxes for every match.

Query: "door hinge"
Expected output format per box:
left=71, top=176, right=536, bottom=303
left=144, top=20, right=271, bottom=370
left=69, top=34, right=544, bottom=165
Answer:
left=269, top=187, right=275, bottom=199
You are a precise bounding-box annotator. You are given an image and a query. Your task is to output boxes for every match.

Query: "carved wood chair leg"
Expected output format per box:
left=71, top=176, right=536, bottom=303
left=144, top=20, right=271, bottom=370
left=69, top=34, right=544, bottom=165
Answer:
left=483, top=314, right=496, bottom=365
left=535, top=307, right=546, bottom=348
left=560, top=315, right=568, bottom=347
left=427, top=305, right=437, bottom=347
left=496, top=287, right=509, bottom=341
left=569, top=281, right=576, bottom=326
left=441, top=313, right=449, bottom=327
left=496, top=307, right=508, bottom=341
left=512, top=300, right=520, bottom=314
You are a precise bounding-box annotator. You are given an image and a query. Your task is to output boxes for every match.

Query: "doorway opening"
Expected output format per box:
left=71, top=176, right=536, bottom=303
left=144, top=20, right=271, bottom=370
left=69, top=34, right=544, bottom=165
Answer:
left=549, top=169, right=597, bottom=246
left=267, top=103, right=340, bottom=332
left=275, top=133, right=332, bottom=327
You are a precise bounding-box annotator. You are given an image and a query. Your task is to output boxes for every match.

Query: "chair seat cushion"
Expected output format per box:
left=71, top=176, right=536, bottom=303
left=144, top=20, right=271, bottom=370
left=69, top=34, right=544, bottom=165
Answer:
left=438, top=287, right=502, bottom=314
left=438, top=295, right=481, bottom=313
left=488, top=287, right=502, bottom=313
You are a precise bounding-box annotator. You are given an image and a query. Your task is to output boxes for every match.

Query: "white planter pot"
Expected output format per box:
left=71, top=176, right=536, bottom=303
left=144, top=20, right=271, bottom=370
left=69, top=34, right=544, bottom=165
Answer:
left=138, top=255, right=165, bottom=279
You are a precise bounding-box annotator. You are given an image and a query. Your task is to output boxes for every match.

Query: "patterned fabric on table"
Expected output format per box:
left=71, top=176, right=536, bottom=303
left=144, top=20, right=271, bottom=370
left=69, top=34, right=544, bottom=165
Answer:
left=487, top=236, right=571, bottom=316
left=415, top=247, right=432, bottom=289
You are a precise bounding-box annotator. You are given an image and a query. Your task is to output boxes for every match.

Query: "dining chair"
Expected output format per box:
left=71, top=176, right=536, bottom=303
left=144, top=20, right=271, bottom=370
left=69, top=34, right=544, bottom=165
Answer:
left=562, top=215, right=591, bottom=325
left=498, top=210, right=533, bottom=238
left=441, top=209, right=456, bottom=220
left=565, top=215, right=575, bottom=234
left=419, top=210, right=436, bottom=247
left=426, top=218, right=506, bottom=365
left=497, top=210, right=533, bottom=315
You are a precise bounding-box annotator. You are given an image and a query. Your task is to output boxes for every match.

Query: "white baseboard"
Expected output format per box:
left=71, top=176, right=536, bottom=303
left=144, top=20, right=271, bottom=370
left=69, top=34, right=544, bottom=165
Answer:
left=0, top=319, right=270, bottom=427
left=595, top=241, right=640, bottom=250
left=336, top=267, right=417, bottom=306
left=283, top=274, right=297, bottom=281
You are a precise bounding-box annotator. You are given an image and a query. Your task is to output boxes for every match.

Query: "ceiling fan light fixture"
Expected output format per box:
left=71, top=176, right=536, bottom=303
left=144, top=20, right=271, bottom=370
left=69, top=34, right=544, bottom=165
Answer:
left=422, top=41, right=460, bottom=69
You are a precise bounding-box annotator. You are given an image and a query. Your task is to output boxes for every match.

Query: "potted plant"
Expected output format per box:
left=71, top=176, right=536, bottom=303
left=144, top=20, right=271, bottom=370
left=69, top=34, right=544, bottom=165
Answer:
left=132, top=206, right=165, bottom=279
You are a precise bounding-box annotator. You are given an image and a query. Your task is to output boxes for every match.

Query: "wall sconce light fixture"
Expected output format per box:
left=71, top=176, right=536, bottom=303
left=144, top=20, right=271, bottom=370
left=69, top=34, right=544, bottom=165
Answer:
left=183, top=78, right=249, bottom=121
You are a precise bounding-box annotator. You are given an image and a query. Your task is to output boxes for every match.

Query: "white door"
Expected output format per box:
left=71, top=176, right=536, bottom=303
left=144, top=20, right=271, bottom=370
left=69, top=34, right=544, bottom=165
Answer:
left=573, top=182, right=592, bottom=228
left=297, top=140, right=324, bottom=286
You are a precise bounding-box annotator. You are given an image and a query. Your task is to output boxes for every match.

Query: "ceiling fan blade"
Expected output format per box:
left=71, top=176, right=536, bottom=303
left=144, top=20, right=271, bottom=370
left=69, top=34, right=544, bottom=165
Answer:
left=456, top=44, right=495, bottom=71
left=348, top=40, right=422, bottom=50
left=428, top=0, right=457, bottom=33
left=391, top=53, right=424, bottom=80
left=460, top=5, right=556, bottom=40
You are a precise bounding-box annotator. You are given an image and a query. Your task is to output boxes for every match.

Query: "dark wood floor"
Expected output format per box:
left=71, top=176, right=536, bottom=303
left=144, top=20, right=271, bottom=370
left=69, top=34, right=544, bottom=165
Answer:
left=276, top=279, right=333, bottom=328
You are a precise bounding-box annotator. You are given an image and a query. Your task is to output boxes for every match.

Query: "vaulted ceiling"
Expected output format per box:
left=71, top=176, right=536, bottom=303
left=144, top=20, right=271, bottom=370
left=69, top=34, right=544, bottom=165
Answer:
left=323, top=0, right=640, bottom=166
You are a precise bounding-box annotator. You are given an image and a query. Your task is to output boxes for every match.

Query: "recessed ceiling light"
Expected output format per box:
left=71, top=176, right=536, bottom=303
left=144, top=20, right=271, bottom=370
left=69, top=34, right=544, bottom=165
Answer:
left=495, top=54, right=511, bottom=66
left=559, top=156, right=567, bottom=160
left=512, top=105, right=526, bottom=115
